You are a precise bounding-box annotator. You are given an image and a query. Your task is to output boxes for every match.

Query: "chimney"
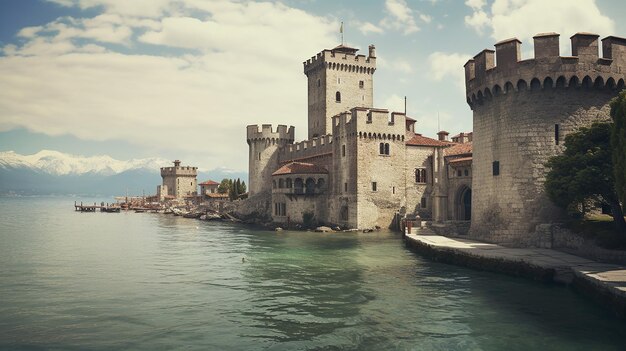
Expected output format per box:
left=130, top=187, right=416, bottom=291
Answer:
left=174, top=160, right=181, bottom=167
left=437, top=131, right=449, bottom=141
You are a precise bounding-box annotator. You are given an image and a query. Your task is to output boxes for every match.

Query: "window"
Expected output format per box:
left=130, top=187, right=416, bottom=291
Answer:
left=344, top=182, right=348, bottom=192
left=338, top=77, right=341, bottom=84
left=286, top=178, right=292, bottom=188
left=379, top=142, right=390, bottom=155
left=190, top=182, right=193, bottom=186
left=493, top=161, right=500, bottom=176
left=555, top=124, right=560, bottom=145
left=317, top=79, right=320, bottom=87
left=278, top=178, right=284, bottom=188
left=258, top=152, right=261, bottom=161
left=336, top=91, right=341, bottom=102
left=274, top=202, right=286, bottom=216
left=372, top=182, right=377, bottom=191
left=415, top=168, right=427, bottom=183
left=457, top=170, right=462, bottom=177
left=421, top=197, right=427, bottom=208
left=340, top=206, right=349, bottom=220
left=367, top=113, right=372, bottom=123
left=392, top=186, right=395, bottom=194
left=342, top=144, right=346, bottom=157
left=359, top=80, right=364, bottom=88
left=464, top=169, right=469, bottom=177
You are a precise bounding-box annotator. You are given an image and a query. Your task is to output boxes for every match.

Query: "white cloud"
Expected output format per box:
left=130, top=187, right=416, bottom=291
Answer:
left=464, top=0, right=615, bottom=53
left=419, top=14, right=432, bottom=24
left=427, top=52, right=471, bottom=90
left=1, top=0, right=338, bottom=171
left=380, top=0, right=420, bottom=35
left=382, top=94, right=406, bottom=113
left=358, top=21, right=384, bottom=35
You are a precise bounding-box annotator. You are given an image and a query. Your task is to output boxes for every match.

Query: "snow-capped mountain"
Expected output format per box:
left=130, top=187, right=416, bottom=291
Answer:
left=0, top=150, right=170, bottom=176
left=0, top=150, right=248, bottom=196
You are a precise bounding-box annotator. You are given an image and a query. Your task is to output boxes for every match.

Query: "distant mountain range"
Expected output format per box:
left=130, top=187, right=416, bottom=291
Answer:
left=0, top=150, right=247, bottom=196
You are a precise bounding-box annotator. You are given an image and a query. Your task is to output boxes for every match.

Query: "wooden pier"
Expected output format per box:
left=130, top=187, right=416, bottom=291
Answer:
left=74, top=201, right=121, bottom=213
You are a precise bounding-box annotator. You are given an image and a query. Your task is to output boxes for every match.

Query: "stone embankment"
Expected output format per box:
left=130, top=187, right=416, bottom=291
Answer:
left=404, top=227, right=626, bottom=318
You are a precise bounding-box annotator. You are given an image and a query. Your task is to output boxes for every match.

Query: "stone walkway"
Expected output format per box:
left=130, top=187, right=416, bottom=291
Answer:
left=405, top=229, right=626, bottom=317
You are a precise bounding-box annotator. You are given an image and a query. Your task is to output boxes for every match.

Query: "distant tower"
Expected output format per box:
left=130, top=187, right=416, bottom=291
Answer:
left=160, top=160, right=198, bottom=199
left=303, top=44, right=376, bottom=138
left=246, top=124, right=295, bottom=196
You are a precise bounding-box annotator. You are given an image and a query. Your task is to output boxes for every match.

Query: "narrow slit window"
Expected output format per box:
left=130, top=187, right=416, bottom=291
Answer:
left=493, top=161, right=500, bottom=176
left=555, top=124, right=560, bottom=145
left=372, top=182, right=377, bottom=191
left=336, top=91, right=341, bottom=102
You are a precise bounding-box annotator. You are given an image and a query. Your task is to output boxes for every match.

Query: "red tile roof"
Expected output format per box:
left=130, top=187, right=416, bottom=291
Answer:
left=448, top=156, right=473, bottom=164
left=444, top=142, right=473, bottom=156
left=272, top=162, right=328, bottom=176
left=405, top=134, right=448, bottom=147
left=199, top=180, right=219, bottom=186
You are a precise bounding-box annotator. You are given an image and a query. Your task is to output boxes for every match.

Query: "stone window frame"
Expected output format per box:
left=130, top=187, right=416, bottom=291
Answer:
left=379, top=142, right=390, bottom=156
left=415, top=168, right=427, bottom=183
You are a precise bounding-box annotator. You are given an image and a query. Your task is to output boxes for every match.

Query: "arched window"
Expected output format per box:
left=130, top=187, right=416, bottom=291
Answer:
left=336, top=91, right=341, bottom=102
left=415, top=168, right=427, bottom=183
left=278, top=178, right=284, bottom=188
left=379, top=142, right=390, bottom=155
left=286, top=178, right=292, bottom=188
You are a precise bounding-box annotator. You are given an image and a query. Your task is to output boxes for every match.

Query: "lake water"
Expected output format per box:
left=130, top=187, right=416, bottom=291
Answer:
left=1, top=197, right=625, bottom=350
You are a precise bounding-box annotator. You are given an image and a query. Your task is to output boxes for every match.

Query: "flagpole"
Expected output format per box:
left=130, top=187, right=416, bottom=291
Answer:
left=341, top=21, right=344, bottom=45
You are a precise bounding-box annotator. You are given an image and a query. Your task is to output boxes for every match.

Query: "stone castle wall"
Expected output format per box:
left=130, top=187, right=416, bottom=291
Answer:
left=466, top=33, right=626, bottom=246
left=247, top=124, right=294, bottom=196
left=405, top=146, right=435, bottom=218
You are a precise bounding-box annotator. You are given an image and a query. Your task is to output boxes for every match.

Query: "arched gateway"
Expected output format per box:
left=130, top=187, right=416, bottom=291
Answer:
left=456, top=186, right=472, bottom=221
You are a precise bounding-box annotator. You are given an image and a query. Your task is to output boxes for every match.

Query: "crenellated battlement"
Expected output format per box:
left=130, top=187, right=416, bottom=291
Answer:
left=246, top=124, right=295, bottom=144
left=303, top=46, right=376, bottom=76
left=278, top=134, right=334, bottom=163
left=331, top=107, right=406, bottom=141
left=160, top=166, right=197, bottom=177
left=465, top=32, right=626, bottom=107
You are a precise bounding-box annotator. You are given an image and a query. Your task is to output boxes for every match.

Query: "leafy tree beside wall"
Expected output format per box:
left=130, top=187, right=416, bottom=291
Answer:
left=545, top=122, right=625, bottom=232
left=610, top=91, right=626, bottom=208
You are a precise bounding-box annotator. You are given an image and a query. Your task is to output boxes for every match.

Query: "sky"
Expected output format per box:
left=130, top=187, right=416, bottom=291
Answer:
left=0, top=0, right=624, bottom=172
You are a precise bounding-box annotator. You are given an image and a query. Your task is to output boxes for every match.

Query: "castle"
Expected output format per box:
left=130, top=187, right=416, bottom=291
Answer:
left=245, top=33, right=626, bottom=247
left=158, top=160, right=198, bottom=200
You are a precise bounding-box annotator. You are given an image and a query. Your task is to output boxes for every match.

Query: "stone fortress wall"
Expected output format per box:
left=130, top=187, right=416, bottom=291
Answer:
left=246, top=124, right=295, bottom=196
left=465, top=33, right=626, bottom=246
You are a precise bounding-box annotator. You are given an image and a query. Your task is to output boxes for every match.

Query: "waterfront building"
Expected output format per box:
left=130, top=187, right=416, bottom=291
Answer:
left=160, top=160, right=198, bottom=199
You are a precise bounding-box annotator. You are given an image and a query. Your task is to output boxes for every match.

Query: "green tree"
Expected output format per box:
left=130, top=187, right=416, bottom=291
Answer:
left=610, top=91, right=626, bottom=206
left=217, top=178, right=230, bottom=194
left=240, top=180, right=247, bottom=194
left=545, top=122, right=625, bottom=231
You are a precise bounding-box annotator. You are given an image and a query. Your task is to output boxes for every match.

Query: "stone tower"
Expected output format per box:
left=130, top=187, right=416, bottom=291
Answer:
left=465, top=33, right=626, bottom=246
left=246, top=124, right=295, bottom=196
left=303, top=44, right=376, bottom=139
left=160, top=160, right=198, bottom=198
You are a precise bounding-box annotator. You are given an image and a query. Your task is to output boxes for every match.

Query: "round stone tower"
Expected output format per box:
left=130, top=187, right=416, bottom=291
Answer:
left=465, top=32, right=626, bottom=246
left=246, top=124, right=294, bottom=196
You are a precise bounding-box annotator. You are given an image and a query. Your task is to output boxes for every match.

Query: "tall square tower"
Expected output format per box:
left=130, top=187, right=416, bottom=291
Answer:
left=303, top=44, right=376, bottom=138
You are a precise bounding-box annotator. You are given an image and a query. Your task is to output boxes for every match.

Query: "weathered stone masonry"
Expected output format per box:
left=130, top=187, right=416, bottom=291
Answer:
left=465, top=33, right=626, bottom=246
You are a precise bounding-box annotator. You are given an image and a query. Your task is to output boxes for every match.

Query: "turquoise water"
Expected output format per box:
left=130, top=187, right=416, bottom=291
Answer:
left=0, top=197, right=625, bottom=350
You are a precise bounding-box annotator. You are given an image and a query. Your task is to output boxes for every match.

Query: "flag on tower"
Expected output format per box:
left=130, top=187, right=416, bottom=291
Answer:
left=340, top=22, right=343, bottom=34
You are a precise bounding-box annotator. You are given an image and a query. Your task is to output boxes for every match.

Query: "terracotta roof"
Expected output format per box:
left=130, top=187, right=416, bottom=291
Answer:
left=331, top=44, right=359, bottom=54
left=199, top=180, right=219, bottom=186
left=272, top=162, right=328, bottom=176
left=445, top=142, right=473, bottom=156
left=405, top=116, right=416, bottom=122
left=405, top=134, right=448, bottom=147
left=451, top=132, right=473, bottom=139
left=448, top=156, right=473, bottom=164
